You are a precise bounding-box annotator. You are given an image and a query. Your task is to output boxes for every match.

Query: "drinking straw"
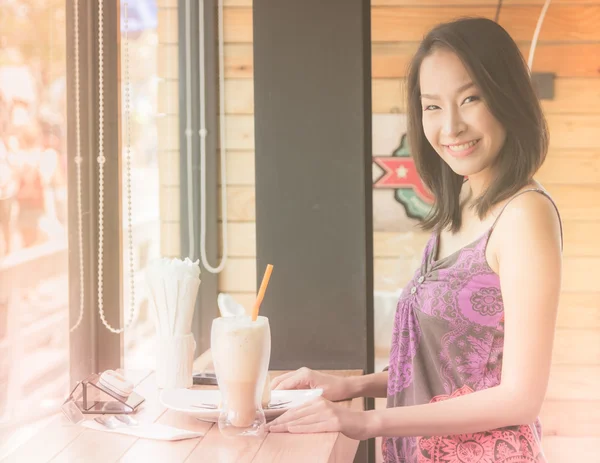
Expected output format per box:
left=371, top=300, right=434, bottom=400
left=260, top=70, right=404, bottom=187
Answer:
left=251, top=264, right=273, bottom=321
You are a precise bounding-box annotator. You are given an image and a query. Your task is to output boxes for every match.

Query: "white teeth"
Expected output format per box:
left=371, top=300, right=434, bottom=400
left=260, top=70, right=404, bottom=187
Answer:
left=447, top=140, right=478, bottom=151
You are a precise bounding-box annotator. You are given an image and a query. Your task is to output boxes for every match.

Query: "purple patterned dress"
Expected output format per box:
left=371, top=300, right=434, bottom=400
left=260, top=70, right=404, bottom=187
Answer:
left=383, top=189, right=561, bottom=463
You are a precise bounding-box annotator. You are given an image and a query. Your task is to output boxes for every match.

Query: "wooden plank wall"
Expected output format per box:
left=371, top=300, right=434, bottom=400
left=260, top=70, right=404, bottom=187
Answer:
left=220, top=1, right=600, bottom=461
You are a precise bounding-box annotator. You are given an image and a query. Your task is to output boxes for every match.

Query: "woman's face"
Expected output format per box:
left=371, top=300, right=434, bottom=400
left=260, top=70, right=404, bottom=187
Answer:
left=419, top=48, right=506, bottom=178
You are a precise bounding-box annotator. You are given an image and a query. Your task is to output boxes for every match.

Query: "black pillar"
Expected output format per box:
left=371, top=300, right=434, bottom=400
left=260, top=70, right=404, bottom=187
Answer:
left=253, top=1, right=374, bottom=460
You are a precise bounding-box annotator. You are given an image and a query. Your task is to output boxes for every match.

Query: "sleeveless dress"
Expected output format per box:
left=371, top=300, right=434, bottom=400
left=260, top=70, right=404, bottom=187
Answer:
left=382, top=189, right=562, bottom=463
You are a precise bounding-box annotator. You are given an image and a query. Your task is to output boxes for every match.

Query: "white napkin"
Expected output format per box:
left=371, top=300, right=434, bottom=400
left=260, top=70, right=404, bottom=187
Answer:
left=81, top=420, right=204, bottom=441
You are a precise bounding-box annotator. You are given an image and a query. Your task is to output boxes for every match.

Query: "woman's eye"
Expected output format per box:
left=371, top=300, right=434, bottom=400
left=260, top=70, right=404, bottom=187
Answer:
left=423, top=104, right=440, bottom=111
left=462, top=95, right=480, bottom=104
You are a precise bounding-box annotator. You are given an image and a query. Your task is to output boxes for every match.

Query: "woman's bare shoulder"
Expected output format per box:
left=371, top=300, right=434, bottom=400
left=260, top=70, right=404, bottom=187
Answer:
left=494, top=183, right=562, bottom=251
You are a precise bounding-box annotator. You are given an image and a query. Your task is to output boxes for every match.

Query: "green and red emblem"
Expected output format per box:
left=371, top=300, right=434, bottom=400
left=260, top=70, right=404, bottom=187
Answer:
left=373, top=134, right=433, bottom=221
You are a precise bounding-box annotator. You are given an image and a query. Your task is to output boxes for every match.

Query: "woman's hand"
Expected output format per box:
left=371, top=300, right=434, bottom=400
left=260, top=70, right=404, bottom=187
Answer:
left=270, top=367, right=354, bottom=402
left=266, top=396, right=371, bottom=440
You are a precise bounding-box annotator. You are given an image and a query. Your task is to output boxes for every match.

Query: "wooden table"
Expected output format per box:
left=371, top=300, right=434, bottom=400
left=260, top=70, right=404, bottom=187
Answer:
left=5, top=369, right=363, bottom=463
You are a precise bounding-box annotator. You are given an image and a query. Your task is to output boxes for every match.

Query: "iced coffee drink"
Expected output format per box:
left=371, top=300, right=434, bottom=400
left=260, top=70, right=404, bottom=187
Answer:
left=211, top=315, right=271, bottom=437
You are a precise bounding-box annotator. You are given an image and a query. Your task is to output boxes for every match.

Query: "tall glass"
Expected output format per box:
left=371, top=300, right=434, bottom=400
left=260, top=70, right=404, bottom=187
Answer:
left=211, top=315, right=271, bottom=437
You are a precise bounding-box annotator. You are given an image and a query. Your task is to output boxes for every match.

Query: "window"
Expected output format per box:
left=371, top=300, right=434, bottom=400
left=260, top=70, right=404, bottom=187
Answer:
left=119, top=0, right=163, bottom=371
left=0, top=0, right=70, bottom=455
left=0, top=0, right=228, bottom=455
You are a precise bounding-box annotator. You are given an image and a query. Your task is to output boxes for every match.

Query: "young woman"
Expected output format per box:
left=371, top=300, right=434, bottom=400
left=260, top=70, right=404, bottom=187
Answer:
left=266, top=17, right=562, bottom=463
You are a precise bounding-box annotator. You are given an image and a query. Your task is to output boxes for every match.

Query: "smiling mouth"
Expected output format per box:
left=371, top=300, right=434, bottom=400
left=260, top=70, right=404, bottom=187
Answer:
left=445, top=139, right=480, bottom=152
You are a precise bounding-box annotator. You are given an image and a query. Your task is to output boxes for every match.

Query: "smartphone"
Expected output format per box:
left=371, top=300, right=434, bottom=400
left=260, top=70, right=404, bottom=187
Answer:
left=192, top=372, right=218, bottom=386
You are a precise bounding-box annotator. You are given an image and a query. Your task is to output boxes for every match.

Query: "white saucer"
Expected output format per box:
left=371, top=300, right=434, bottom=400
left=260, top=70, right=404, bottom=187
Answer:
left=159, top=388, right=323, bottom=423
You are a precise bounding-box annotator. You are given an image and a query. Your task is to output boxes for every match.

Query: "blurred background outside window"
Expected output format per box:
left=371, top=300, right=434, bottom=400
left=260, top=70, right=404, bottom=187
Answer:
left=0, top=0, right=70, bottom=455
left=0, top=0, right=168, bottom=457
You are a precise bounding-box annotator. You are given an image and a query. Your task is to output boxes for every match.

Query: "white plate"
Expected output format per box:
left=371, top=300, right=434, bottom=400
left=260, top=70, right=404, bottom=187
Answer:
left=159, top=388, right=323, bottom=423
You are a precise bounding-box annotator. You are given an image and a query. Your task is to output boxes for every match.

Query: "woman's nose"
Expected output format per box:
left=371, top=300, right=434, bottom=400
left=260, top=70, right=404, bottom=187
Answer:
left=441, top=109, right=466, bottom=138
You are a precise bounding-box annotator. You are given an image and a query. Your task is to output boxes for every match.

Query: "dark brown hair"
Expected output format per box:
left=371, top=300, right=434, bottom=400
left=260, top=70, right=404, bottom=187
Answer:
left=406, top=17, right=548, bottom=232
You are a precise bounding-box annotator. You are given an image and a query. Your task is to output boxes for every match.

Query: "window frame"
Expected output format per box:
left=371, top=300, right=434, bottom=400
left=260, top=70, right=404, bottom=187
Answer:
left=66, top=0, right=124, bottom=383
left=177, top=0, right=219, bottom=356
left=66, top=0, right=220, bottom=383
